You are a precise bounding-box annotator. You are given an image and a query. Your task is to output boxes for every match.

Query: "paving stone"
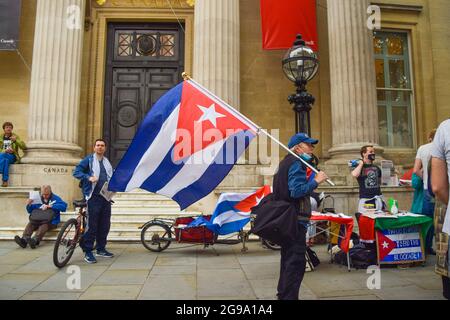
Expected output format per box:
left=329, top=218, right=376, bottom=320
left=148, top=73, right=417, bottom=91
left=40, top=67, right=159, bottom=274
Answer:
left=0, top=248, right=14, bottom=257
left=373, top=285, right=445, bottom=300
left=197, top=268, right=256, bottom=299
left=299, top=284, right=320, bottom=300
left=139, top=275, right=196, bottom=300
left=20, top=291, right=82, bottom=300
left=399, top=274, right=443, bottom=290
left=241, top=262, right=280, bottom=280
left=248, top=278, right=278, bottom=300
left=80, top=285, right=142, bottom=300
left=95, top=269, right=150, bottom=285
left=321, top=294, right=381, bottom=300
left=155, top=255, right=197, bottom=266
left=0, top=250, right=41, bottom=265
left=109, top=252, right=157, bottom=270
left=12, top=254, right=60, bottom=275
left=236, top=252, right=280, bottom=265
left=32, top=265, right=108, bottom=292
left=0, top=264, right=21, bottom=276
left=0, top=273, right=51, bottom=300
left=150, top=265, right=196, bottom=275
left=197, top=255, right=241, bottom=269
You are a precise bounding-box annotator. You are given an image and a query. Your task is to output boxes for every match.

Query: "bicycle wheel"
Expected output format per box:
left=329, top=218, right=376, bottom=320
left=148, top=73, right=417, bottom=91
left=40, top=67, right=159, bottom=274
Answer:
left=261, top=238, right=281, bottom=251
left=141, top=222, right=172, bottom=252
left=53, top=218, right=78, bottom=268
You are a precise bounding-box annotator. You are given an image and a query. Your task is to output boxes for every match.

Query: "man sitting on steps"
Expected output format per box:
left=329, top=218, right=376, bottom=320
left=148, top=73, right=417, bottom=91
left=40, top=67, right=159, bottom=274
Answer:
left=14, top=185, right=67, bottom=249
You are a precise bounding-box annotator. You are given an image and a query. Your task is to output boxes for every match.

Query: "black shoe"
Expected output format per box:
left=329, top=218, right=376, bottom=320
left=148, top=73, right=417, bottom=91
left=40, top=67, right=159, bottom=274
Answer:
left=14, top=236, right=27, bottom=248
left=426, top=248, right=436, bottom=255
left=29, top=238, right=38, bottom=249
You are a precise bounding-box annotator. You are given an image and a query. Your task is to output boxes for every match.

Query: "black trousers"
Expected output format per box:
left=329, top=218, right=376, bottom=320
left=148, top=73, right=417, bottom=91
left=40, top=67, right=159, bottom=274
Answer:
left=277, top=224, right=307, bottom=300
left=80, top=195, right=111, bottom=252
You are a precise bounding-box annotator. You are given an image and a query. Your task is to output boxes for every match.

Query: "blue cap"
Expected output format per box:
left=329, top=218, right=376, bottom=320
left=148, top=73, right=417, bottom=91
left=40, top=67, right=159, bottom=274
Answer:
left=288, top=133, right=319, bottom=149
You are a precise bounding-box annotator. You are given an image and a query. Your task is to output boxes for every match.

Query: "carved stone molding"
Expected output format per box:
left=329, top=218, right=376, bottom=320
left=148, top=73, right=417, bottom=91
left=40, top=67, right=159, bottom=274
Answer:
left=94, top=0, right=192, bottom=8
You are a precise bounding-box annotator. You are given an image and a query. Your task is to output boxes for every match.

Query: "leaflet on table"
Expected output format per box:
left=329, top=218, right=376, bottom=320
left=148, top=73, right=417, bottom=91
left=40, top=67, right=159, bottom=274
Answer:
left=363, top=212, right=398, bottom=219
left=312, top=211, right=352, bottom=219
left=396, top=212, right=426, bottom=218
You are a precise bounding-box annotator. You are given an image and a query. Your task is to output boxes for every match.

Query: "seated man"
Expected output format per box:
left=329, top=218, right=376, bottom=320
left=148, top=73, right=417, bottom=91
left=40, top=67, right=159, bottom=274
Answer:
left=0, top=122, right=26, bottom=187
left=14, top=185, right=67, bottom=249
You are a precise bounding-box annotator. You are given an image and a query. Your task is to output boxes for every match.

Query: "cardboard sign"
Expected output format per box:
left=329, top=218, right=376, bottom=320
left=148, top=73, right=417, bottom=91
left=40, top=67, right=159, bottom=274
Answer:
left=376, top=226, right=425, bottom=264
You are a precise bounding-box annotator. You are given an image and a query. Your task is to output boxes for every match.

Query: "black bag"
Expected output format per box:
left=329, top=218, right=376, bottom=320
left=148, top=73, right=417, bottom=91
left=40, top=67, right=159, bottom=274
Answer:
left=306, top=247, right=320, bottom=267
left=334, top=243, right=377, bottom=269
left=29, top=209, right=55, bottom=225
left=250, top=194, right=299, bottom=246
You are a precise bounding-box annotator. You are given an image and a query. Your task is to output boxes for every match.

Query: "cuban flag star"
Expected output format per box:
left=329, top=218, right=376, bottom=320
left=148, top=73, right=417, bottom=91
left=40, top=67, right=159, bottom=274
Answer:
left=108, top=79, right=259, bottom=210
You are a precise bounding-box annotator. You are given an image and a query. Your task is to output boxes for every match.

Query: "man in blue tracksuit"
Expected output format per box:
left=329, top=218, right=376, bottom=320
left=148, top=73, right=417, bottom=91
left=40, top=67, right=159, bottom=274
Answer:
left=73, top=139, right=114, bottom=264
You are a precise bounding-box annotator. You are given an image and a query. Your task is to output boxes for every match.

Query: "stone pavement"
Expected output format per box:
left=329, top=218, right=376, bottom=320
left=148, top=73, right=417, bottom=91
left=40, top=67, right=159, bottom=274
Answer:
left=0, top=240, right=445, bottom=300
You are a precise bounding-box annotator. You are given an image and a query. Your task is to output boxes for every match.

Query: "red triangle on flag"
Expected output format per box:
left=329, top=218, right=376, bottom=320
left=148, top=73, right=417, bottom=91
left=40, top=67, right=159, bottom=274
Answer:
left=234, top=185, right=272, bottom=212
left=376, top=231, right=397, bottom=261
left=173, top=81, right=254, bottom=161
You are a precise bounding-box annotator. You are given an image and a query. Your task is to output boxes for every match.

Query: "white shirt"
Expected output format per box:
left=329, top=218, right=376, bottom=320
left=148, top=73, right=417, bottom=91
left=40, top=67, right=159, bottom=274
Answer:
left=431, top=120, right=450, bottom=235
left=416, top=142, right=433, bottom=190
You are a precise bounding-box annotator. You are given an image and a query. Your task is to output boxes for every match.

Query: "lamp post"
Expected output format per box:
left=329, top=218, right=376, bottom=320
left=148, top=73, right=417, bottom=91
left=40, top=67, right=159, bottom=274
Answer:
left=282, top=34, right=319, bottom=135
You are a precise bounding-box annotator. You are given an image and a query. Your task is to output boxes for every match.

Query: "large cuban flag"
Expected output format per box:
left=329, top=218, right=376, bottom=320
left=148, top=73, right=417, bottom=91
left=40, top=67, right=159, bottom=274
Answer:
left=189, top=186, right=272, bottom=235
left=108, top=80, right=259, bottom=210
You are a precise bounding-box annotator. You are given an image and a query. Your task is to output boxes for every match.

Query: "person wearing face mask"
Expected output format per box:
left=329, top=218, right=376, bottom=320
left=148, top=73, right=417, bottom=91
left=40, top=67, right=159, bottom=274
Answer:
left=274, top=133, right=328, bottom=300
left=351, top=145, right=384, bottom=213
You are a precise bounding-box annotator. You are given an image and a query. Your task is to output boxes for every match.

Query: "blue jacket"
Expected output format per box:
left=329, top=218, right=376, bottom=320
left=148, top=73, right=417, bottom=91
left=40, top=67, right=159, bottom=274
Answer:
left=26, top=193, right=67, bottom=225
left=73, top=154, right=96, bottom=199
left=288, top=161, right=318, bottom=199
left=73, top=154, right=113, bottom=200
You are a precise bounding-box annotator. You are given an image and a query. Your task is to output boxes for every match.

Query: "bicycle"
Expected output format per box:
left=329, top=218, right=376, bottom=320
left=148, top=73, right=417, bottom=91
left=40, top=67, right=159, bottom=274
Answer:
left=53, top=199, right=87, bottom=268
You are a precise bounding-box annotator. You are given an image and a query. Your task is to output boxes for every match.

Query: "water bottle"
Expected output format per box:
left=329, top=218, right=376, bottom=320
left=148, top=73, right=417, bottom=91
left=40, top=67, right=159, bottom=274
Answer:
left=391, top=201, right=399, bottom=215
left=348, top=159, right=361, bottom=169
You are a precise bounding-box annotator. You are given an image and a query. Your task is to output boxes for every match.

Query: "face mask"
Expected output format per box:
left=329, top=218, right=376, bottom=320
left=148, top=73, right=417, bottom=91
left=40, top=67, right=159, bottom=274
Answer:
left=368, top=154, right=376, bottom=161
left=300, top=153, right=312, bottom=162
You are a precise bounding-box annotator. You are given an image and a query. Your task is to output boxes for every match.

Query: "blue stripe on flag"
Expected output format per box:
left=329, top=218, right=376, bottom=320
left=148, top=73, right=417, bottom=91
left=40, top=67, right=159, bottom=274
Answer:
left=139, top=144, right=185, bottom=192
left=109, top=83, right=183, bottom=191
left=173, top=130, right=255, bottom=210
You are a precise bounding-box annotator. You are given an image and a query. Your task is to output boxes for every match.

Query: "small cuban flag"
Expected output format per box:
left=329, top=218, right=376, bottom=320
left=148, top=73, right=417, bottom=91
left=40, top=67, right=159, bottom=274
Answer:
left=189, top=185, right=272, bottom=235
left=108, top=79, right=259, bottom=210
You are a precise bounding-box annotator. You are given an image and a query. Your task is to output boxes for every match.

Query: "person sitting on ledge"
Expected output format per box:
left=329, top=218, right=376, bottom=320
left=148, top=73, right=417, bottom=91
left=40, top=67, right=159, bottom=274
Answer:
left=14, top=185, right=67, bottom=249
left=0, top=121, right=26, bottom=187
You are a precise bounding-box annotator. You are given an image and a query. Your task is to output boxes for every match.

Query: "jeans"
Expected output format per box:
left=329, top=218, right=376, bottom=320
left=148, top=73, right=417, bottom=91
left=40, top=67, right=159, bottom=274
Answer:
left=0, top=153, right=16, bottom=182
left=80, top=195, right=111, bottom=252
left=277, top=224, right=307, bottom=300
left=422, top=191, right=435, bottom=251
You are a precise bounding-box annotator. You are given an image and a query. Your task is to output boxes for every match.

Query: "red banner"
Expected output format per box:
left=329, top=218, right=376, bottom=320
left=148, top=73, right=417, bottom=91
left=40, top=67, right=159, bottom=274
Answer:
left=260, top=0, right=318, bottom=51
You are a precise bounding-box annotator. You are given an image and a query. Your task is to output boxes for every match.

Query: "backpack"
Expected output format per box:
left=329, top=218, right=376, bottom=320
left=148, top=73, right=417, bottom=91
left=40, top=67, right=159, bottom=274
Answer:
left=306, top=247, right=320, bottom=268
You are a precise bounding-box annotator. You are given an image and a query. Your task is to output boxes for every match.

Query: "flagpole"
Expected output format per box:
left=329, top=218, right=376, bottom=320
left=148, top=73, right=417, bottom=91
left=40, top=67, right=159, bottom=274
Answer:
left=182, top=73, right=335, bottom=187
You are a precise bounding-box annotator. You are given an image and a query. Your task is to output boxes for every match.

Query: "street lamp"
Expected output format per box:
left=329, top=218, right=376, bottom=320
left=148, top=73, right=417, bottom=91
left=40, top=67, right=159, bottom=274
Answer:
left=282, top=34, right=319, bottom=135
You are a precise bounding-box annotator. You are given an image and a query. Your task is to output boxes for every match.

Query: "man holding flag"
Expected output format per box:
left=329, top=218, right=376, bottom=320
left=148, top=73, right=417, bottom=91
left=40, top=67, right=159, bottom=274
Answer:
left=275, top=133, right=328, bottom=300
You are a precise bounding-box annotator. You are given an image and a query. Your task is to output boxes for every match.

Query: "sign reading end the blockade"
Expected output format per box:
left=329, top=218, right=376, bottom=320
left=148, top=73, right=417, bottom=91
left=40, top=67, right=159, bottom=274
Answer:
left=376, top=226, right=425, bottom=264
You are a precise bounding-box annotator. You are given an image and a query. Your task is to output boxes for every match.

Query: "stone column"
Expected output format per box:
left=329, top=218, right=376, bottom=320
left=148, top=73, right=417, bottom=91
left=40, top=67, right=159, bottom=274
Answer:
left=193, top=0, right=240, bottom=109
left=22, top=0, right=85, bottom=165
left=326, top=0, right=383, bottom=162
